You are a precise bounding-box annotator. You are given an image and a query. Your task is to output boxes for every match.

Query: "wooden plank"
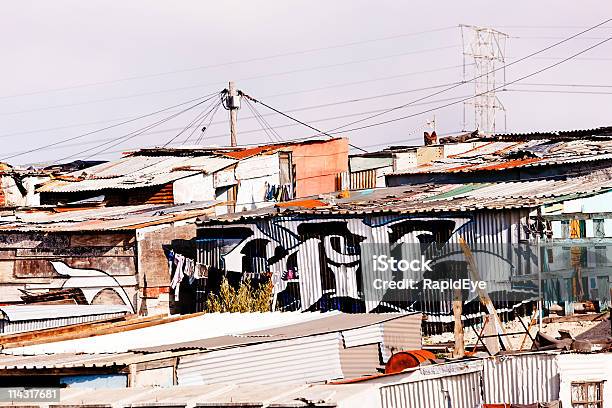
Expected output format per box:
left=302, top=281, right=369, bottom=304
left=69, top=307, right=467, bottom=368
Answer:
left=0, top=260, right=14, bottom=283
left=16, top=246, right=135, bottom=258
left=70, top=233, right=135, bottom=247
left=0, top=312, right=206, bottom=349
left=0, top=233, right=69, bottom=249
left=0, top=249, right=16, bottom=260
left=452, top=287, right=464, bottom=358
left=459, top=236, right=514, bottom=351
left=14, top=257, right=137, bottom=278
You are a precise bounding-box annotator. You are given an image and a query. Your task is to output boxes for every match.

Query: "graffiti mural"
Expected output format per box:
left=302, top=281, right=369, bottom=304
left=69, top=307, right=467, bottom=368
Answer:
left=197, top=212, right=538, bottom=321
left=49, top=261, right=135, bottom=312
left=23, top=261, right=135, bottom=312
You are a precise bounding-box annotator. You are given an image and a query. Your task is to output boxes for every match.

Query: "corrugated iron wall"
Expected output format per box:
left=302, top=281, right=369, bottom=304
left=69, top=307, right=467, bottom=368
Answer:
left=350, top=169, right=377, bottom=190
left=177, top=333, right=344, bottom=385
left=482, top=353, right=560, bottom=405
left=0, top=312, right=128, bottom=334
left=557, top=353, right=612, bottom=406
left=378, top=353, right=561, bottom=407
left=339, top=342, right=382, bottom=379
left=381, top=314, right=422, bottom=362
left=196, top=209, right=533, bottom=333
left=379, top=371, right=482, bottom=408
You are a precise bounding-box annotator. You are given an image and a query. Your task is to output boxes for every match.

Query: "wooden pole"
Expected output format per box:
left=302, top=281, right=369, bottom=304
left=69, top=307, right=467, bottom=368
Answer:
left=228, top=81, right=238, bottom=147
left=458, top=236, right=514, bottom=351
left=453, top=287, right=465, bottom=358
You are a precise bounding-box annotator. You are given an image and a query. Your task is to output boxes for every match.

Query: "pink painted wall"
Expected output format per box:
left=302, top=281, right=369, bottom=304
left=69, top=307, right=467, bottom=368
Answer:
left=290, top=138, right=349, bottom=198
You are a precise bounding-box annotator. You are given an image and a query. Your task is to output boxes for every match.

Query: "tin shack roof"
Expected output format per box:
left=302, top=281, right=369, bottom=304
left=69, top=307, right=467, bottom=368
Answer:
left=198, top=176, right=612, bottom=223
left=37, top=138, right=346, bottom=194
left=0, top=304, right=131, bottom=321
left=0, top=201, right=218, bottom=232
left=392, top=127, right=612, bottom=176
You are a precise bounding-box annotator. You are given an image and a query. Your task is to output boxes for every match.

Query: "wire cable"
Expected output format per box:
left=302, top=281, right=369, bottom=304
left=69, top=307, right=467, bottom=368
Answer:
left=318, top=35, right=612, bottom=136
left=312, top=18, right=612, bottom=137
left=6, top=93, right=470, bottom=161
left=0, top=45, right=459, bottom=116
left=0, top=76, right=464, bottom=139
left=242, top=93, right=368, bottom=152
left=244, top=98, right=283, bottom=143
left=161, top=94, right=222, bottom=147
left=195, top=102, right=224, bottom=145
left=0, top=92, right=220, bottom=161
left=243, top=98, right=279, bottom=143
left=182, top=96, right=224, bottom=145
left=55, top=93, right=220, bottom=162
left=0, top=26, right=456, bottom=100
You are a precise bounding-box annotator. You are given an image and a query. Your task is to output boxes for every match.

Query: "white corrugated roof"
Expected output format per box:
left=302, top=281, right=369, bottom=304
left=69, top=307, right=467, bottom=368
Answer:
left=3, top=311, right=339, bottom=355
left=37, top=155, right=236, bottom=193
left=0, top=304, right=131, bottom=321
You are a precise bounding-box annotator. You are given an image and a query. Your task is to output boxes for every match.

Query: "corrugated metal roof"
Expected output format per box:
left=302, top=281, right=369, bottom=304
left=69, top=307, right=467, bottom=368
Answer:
left=37, top=155, right=236, bottom=193
left=177, top=333, right=345, bottom=385
left=31, top=383, right=375, bottom=407
left=135, top=313, right=421, bottom=353
left=0, top=304, right=131, bottom=321
left=0, top=350, right=197, bottom=370
left=2, top=312, right=339, bottom=355
left=0, top=201, right=218, bottom=232
left=391, top=138, right=612, bottom=176
left=199, top=176, right=612, bottom=223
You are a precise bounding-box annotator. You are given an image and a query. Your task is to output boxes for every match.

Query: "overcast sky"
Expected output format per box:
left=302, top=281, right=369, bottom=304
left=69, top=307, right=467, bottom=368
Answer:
left=1, top=1, right=612, bottom=165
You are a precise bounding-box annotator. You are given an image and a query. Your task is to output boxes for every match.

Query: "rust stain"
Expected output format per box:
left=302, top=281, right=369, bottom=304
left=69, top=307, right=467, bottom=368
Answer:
left=276, top=199, right=327, bottom=209
left=223, top=145, right=285, bottom=160
left=446, top=164, right=479, bottom=172
left=477, top=157, right=541, bottom=171
left=447, top=141, right=495, bottom=158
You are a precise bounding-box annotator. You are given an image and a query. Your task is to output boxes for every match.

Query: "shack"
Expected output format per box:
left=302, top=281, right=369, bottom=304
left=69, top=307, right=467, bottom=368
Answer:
left=36, top=138, right=349, bottom=213
left=195, top=176, right=612, bottom=332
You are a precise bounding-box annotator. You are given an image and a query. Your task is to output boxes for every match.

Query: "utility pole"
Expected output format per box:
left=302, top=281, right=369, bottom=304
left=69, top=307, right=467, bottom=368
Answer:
left=226, top=81, right=240, bottom=147
left=460, top=25, right=509, bottom=135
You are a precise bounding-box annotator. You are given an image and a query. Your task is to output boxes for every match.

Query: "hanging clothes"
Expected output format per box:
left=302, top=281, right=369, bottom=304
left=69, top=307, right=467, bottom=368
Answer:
left=185, top=258, right=196, bottom=284
left=171, top=254, right=186, bottom=300
left=194, top=263, right=208, bottom=279
left=166, top=250, right=175, bottom=277
left=281, top=184, right=290, bottom=201
left=264, top=182, right=271, bottom=201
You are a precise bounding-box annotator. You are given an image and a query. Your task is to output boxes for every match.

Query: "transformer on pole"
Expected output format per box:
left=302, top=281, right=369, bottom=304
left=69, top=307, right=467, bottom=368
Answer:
left=460, top=25, right=509, bottom=135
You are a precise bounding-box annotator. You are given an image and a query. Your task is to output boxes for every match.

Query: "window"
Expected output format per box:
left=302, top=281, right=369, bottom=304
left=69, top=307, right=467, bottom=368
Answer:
left=595, top=246, right=606, bottom=268
left=561, top=220, right=570, bottom=239
left=594, top=219, right=605, bottom=238
left=571, top=380, right=604, bottom=408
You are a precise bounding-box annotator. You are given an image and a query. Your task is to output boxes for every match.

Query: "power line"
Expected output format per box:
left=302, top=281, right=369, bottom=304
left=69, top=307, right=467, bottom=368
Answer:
left=237, top=34, right=612, bottom=146
left=0, top=81, right=461, bottom=148
left=514, top=82, right=612, bottom=88
left=242, top=92, right=368, bottom=153
left=194, top=102, right=224, bottom=145
left=163, top=95, right=223, bottom=147
left=505, top=89, right=612, bottom=95
left=0, top=26, right=456, bottom=100
left=305, top=18, right=612, bottom=138
left=182, top=96, right=224, bottom=145
left=0, top=45, right=459, bottom=116
left=0, top=92, right=220, bottom=161
left=243, top=98, right=283, bottom=143
left=24, top=95, right=469, bottom=162
left=57, top=93, right=221, bottom=163
left=317, top=35, right=612, bottom=136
